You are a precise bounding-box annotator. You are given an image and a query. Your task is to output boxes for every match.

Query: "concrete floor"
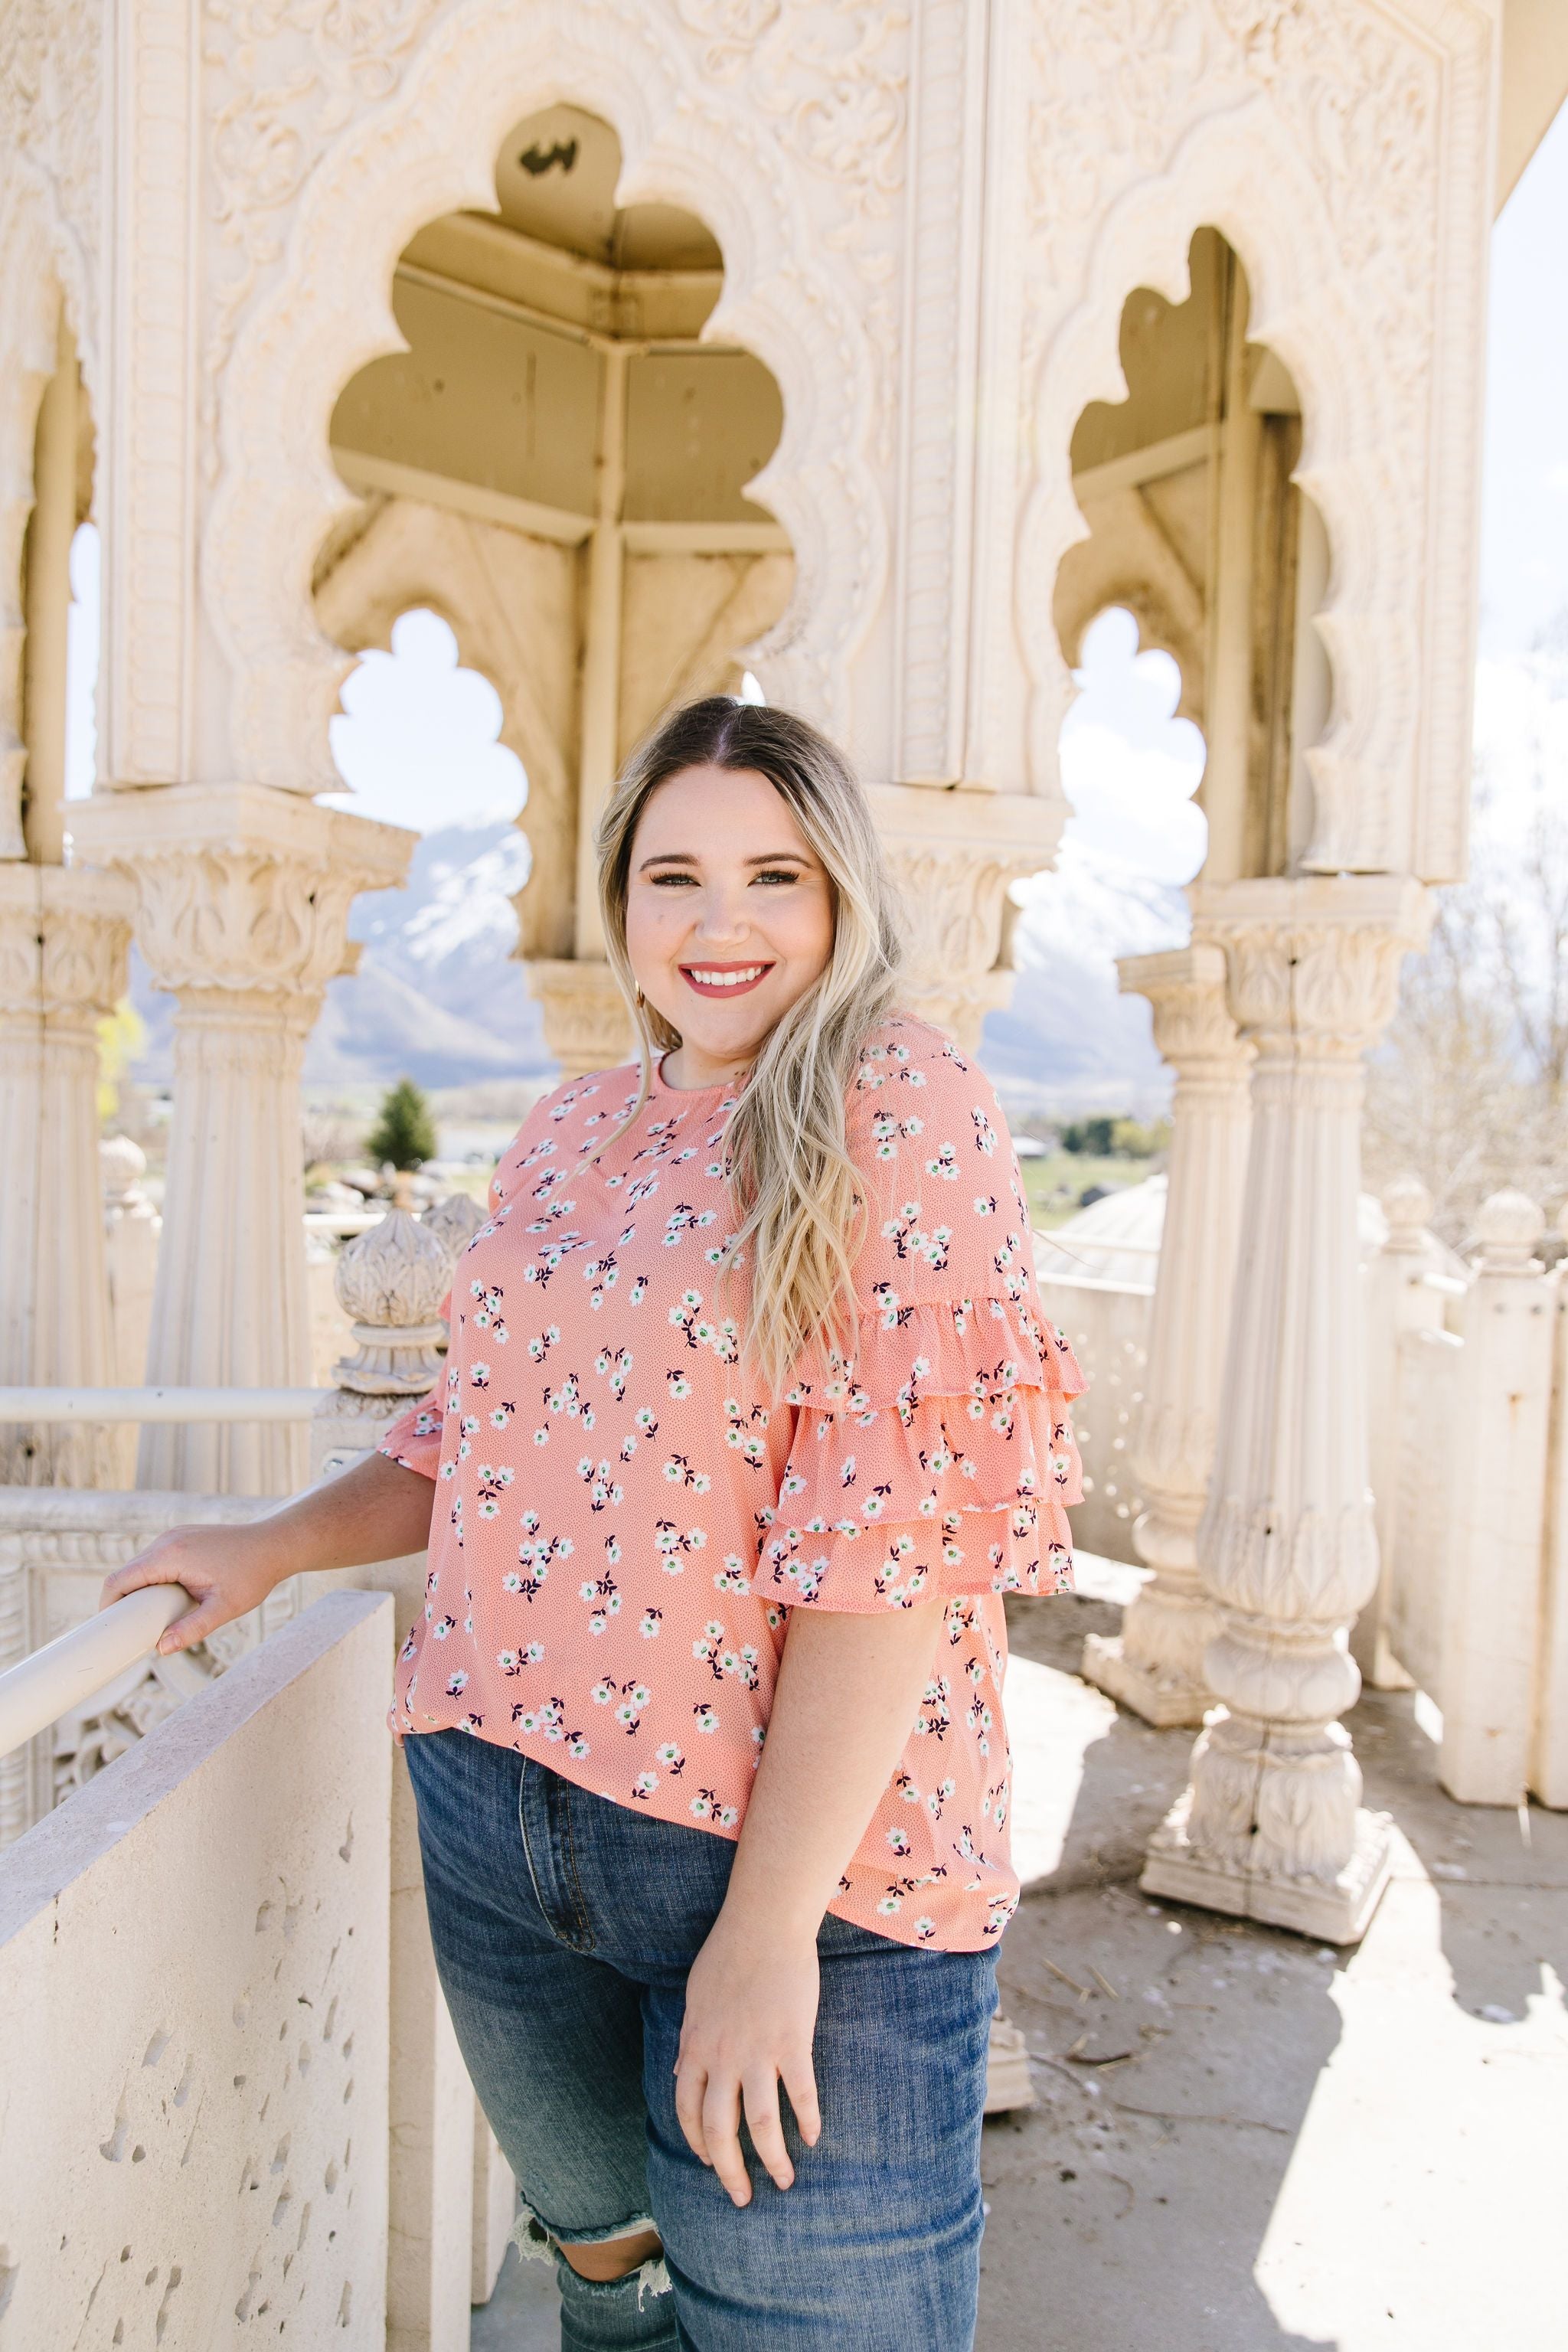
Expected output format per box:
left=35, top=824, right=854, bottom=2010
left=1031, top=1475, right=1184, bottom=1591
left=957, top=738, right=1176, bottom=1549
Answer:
left=474, top=1570, right=1568, bottom=2350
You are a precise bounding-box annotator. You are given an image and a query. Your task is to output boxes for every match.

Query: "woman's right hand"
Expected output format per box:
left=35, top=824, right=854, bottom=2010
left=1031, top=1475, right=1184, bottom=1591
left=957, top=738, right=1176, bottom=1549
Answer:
left=99, top=1523, right=296, bottom=1657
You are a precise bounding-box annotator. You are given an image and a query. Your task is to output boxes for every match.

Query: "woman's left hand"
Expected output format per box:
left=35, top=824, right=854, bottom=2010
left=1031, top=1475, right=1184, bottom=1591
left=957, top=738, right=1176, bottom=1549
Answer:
left=675, top=1904, right=823, bottom=2207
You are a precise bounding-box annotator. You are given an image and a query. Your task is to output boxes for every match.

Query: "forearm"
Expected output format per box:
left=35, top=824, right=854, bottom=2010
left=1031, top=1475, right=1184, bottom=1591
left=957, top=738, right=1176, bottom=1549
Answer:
left=101, top=1445, right=438, bottom=1655
left=723, top=1597, right=945, bottom=1939
left=256, top=1447, right=437, bottom=1579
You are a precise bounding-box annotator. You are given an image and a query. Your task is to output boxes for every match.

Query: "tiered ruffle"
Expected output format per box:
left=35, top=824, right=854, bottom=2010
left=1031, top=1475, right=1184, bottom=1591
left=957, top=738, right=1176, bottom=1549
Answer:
left=755, top=1294, right=1085, bottom=1612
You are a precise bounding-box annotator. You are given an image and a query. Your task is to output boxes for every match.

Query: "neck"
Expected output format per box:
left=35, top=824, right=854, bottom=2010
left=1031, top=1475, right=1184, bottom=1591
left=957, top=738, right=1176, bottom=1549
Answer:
left=662, top=1040, right=756, bottom=1092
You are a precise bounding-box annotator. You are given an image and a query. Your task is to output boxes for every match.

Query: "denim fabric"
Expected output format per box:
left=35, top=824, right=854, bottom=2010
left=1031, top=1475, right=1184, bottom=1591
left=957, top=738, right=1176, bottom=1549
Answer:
left=404, top=1728, right=998, bottom=2352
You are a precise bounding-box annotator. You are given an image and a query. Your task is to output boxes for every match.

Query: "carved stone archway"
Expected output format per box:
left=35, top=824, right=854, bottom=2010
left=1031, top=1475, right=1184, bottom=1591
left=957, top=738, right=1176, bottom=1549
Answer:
left=1015, top=6, right=1490, bottom=885
left=202, top=0, right=887, bottom=802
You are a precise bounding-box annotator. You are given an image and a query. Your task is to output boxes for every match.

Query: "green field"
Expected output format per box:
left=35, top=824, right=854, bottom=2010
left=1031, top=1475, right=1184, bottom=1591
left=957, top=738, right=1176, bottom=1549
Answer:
left=1017, top=1149, right=1150, bottom=1230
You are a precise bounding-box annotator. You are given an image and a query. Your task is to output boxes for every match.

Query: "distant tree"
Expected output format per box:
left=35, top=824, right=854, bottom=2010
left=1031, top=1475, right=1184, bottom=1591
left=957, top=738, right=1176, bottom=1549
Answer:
left=366, top=1076, right=438, bottom=1170
left=1365, top=643, right=1568, bottom=1245
left=1110, top=1116, right=1171, bottom=1160
left=1060, top=1116, right=1116, bottom=1157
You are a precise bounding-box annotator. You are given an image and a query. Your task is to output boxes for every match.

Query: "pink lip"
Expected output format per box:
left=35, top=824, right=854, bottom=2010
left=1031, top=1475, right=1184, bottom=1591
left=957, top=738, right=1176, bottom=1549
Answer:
left=678, top=962, right=774, bottom=1000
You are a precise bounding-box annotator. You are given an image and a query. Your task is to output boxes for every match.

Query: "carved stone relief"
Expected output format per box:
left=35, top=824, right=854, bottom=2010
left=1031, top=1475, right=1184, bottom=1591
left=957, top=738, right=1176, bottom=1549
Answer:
left=1018, top=0, right=1491, bottom=880
left=0, top=0, right=101, bottom=377
left=199, top=0, right=901, bottom=793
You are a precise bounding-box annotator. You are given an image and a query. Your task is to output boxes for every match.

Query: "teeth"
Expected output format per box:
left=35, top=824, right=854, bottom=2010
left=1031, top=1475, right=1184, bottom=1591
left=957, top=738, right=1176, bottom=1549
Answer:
left=688, top=966, right=764, bottom=988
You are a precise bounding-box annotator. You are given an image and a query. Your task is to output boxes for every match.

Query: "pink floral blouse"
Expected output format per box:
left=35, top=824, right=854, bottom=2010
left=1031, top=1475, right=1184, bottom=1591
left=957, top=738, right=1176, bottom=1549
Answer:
left=379, top=1014, right=1085, bottom=1951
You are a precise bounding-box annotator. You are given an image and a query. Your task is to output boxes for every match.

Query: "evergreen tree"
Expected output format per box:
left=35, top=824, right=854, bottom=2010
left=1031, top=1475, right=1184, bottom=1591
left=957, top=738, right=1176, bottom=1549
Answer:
left=366, top=1076, right=438, bottom=1170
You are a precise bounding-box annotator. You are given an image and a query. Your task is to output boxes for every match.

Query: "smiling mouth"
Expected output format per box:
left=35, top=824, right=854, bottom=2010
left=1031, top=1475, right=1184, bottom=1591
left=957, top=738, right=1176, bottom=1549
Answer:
left=679, top=962, right=774, bottom=998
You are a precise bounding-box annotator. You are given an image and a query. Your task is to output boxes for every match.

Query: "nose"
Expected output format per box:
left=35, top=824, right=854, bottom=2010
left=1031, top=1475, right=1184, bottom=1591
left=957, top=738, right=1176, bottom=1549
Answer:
left=689, top=880, right=753, bottom=949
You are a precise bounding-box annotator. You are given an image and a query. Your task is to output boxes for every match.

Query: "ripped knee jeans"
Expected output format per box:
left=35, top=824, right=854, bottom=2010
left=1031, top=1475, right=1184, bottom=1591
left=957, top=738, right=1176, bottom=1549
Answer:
left=404, top=1730, right=997, bottom=2352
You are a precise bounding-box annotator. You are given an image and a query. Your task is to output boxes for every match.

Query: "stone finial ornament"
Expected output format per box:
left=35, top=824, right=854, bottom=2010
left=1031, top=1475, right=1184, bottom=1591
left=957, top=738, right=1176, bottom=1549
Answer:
left=1471, top=1188, right=1545, bottom=1276
left=332, top=1209, right=451, bottom=1395
left=100, top=1135, right=149, bottom=1209
left=1380, top=1174, right=1432, bottom=1252
left=421, top=1191, right=487, bottom=1266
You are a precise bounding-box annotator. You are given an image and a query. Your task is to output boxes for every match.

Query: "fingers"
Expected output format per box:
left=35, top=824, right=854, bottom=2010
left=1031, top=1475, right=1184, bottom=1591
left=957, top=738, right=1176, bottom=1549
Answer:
left=780, top=2050, right=822, bottom=2150
left=675, top=2057, right=813, bottom=2203
left=701, top=2072, right=751, bottom=2208
left=99, top=1534, right=220, bottom=1655
left=155, top=1594, right=222, bottom=1656
left=99, top=1544, right=178, bottom=1610
left=674, top=2053, right=712, bottom=2171
left=742, top=2070, right=795, bottom=2194
left=675, top=2050, right=753, bottom=2208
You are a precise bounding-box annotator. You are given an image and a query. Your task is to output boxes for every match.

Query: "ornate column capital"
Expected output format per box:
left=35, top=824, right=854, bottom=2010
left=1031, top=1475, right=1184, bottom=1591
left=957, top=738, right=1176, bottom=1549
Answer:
left=0, top=864, right=134, bottom=1022
left=1118, top=938, right=1254, bottom=1087
left=1191, top=874, right=1432, bottom=1059
left=867, top=783, right=1063, bottom=1050
left=67, top=782, right=412, bottom=1004
left=526, top=958, right=635, bottom=1081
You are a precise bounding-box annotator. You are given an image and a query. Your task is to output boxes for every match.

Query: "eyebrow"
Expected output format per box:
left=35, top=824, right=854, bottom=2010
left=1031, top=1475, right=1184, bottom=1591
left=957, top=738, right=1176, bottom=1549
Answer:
left=635, top=850, right=812, bottom=873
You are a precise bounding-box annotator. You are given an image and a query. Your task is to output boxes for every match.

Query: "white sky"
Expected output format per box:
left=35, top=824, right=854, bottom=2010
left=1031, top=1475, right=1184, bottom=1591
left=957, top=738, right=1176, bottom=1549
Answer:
left=63, top=100, right=1568, bottom=866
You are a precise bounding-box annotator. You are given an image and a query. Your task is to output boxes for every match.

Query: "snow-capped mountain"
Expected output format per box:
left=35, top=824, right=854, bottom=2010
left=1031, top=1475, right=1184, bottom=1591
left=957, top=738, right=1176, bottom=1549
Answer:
left=305, top=820, right=550, bottom=1086
left=125, top=817, right=552, bottom=1092
left=126, top=813, right=1183, bottom=1110
left=980, top=840, right=1188, bottom=1114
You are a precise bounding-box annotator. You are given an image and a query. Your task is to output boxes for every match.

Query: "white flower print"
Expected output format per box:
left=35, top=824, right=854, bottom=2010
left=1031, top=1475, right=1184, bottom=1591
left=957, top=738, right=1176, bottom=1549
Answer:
left=653, top=1521, right=705, bottom=1573
left=577, top=1456, right=626, bottom=1511
left=469, top=1281, right=509, bottom=1344
left=379, top=1015, right=1084, bottom=1955
left=721, top=1398, right=769, bottom=1466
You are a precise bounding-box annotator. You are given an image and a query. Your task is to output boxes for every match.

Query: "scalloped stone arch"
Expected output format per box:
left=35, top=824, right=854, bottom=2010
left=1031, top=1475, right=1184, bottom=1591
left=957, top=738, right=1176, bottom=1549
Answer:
left=202, top=0, right=882, bottom=797
left=313, top=497, right=576, bottom=949
left=0, top=174, right=92, bottom=857
left=1022, top=97, right=1410, bottom=878
left=1054, top=575, right=1204, bottom=733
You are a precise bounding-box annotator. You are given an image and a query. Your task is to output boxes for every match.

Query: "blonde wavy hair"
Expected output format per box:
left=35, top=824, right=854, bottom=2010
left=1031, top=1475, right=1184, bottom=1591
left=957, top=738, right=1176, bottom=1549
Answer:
left=593, top=696, right=903, bottom=1392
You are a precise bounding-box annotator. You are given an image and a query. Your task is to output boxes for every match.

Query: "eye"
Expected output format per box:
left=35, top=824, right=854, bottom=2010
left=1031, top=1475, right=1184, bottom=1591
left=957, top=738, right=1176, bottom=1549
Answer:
left=753, top=867, right=803, bottom=887
left=647, top=871, right=697, bottom=888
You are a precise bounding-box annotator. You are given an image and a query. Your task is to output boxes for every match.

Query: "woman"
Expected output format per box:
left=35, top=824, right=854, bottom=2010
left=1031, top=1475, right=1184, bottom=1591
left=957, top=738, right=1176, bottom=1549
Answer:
left=103, top=697, right=1084, bottom=2351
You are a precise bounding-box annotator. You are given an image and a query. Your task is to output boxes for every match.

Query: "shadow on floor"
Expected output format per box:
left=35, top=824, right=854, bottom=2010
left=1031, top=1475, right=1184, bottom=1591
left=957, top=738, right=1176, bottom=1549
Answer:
left=986, top=1592, right=1333, bottom=2352
left=985, top=1589, right=1566, bottom=2352
left=469, top=1586, right=1566, bottom=2350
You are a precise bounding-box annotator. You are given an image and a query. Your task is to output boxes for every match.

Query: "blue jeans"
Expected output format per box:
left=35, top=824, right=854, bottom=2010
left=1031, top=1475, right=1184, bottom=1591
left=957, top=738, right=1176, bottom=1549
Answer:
left=404, top=1728, right=997, bottom=2352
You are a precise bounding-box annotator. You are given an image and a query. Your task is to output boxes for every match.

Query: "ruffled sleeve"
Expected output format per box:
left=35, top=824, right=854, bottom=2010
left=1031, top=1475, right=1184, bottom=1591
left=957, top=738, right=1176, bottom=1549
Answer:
left=377, top=1383, right=447, bottom=1480
left=753, top=1018, right=1086, bottom=1613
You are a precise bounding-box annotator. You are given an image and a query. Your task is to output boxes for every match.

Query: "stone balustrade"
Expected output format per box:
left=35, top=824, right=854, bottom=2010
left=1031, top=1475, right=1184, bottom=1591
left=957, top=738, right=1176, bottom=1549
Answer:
left=0, top=1591, right=394, bottom=2345
left=0, top=1191, right=506, bottom=2345
left=1374, top=1188, right=1566, bottom=1809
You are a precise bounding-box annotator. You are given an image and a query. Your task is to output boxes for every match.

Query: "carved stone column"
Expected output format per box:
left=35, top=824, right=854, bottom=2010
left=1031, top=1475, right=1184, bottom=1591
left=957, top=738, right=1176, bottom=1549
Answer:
left=525, top=956, right=634, bottom=1080
left=70, top=785, right=411, bottom=1495
left=867, top=784, right=1060, bottom=1053
left=1144, top=876, right=1430, bottom=1943
left=1083, top=939, right=1253, bottom=1725
left=0, top=864, right=134, bottom=1485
